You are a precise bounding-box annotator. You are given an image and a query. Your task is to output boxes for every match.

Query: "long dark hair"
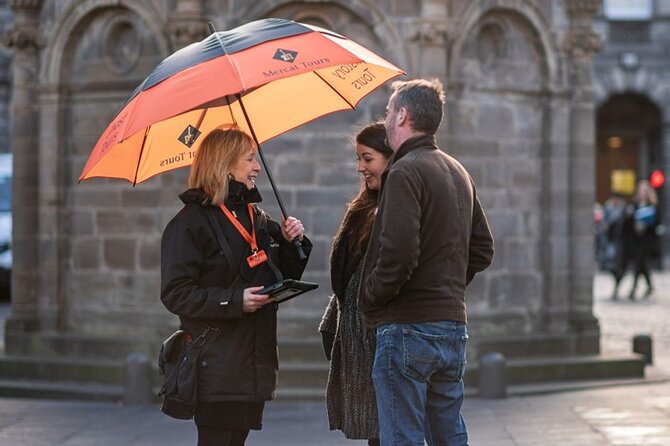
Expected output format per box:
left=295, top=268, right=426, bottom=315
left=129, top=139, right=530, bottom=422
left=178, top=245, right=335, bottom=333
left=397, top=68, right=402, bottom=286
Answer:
left=335, top=122, right=393, bottom=260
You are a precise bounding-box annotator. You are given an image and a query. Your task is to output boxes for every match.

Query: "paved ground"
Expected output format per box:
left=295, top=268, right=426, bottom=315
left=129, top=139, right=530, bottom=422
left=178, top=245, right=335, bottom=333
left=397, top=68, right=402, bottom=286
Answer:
left=0, top=270, right=668, bottom=445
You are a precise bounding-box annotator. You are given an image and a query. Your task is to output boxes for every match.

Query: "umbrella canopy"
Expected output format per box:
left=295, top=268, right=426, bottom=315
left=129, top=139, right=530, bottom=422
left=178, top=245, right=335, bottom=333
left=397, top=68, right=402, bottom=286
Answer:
left=79, top=18, right=404, bottom=185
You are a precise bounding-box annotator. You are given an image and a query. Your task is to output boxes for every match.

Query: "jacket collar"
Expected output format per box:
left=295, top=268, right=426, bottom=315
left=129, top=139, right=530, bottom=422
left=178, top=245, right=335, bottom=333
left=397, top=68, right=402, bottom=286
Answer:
left=225, top=179, right=263, bottom=207
left=392, top=134, right=438, bottom=164
left=379, top=135, right=438, bottom=188
left=178, top=180, right=262, bottom=207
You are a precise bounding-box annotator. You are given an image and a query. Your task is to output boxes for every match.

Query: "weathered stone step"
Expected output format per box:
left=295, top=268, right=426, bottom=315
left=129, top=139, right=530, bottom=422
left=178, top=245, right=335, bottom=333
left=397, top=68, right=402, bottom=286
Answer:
left=278, top=362, right=329, bottom=390
left=278, top=338, right=327, bottom=363
left=0, top=355, right=125, bottom=384
left=464, top=353, right=646, bottom=387
left=0, top=379, right=123, bottom=402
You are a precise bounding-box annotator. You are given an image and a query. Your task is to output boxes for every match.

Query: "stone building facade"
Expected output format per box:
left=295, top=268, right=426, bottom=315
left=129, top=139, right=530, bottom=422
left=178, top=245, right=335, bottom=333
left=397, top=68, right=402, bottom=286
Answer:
left=593, top=0, right=669, bottom=255
left=1, top=0, right=602, bottom=365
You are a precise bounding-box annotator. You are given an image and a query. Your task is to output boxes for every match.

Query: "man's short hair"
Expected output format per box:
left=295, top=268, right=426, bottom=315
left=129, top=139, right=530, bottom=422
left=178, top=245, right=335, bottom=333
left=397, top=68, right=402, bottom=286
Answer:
left=390, top=78, right=445, bottom=135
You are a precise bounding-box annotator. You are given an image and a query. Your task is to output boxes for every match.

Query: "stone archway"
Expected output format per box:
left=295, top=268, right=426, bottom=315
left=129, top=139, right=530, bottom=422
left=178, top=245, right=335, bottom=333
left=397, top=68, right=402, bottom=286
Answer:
left=447, top=6, right=552, bottom=335
left=36, top=3, right=170, bottom=336
left=596, top=93, right=663, bottom=203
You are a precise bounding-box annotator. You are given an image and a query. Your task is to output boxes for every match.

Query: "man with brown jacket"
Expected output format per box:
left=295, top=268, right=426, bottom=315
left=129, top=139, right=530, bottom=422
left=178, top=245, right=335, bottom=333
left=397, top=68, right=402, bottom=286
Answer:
left=359, top=78, right=494, bottom=446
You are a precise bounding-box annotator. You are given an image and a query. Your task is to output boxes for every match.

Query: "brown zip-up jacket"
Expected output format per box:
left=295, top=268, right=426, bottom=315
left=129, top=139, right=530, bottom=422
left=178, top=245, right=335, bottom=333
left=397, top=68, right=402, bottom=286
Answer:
left=358, top=135, right=494, bottom=328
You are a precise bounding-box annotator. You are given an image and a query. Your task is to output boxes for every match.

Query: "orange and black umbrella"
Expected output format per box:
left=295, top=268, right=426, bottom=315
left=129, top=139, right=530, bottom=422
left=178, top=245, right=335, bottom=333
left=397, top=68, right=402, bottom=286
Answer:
left=79, top=18, right=404, bottom=216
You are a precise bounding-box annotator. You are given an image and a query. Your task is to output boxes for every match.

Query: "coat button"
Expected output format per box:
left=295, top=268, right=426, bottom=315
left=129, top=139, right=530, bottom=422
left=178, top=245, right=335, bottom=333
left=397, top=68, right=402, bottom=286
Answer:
left=201, top=361, right=208, bottom=368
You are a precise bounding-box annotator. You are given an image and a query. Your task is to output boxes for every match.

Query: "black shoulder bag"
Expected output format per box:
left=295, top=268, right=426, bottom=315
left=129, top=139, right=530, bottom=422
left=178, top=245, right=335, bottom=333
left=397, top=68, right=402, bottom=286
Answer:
left=158, top=326, right=219, bottom=419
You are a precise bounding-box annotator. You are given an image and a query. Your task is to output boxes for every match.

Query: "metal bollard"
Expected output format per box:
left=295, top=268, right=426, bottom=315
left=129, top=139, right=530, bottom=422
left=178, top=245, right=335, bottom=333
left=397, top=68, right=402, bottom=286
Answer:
left=632, top=334, right=653, bottom=365
left=478, top=352, right=507, bottom=399
left=123, top=352, right=154, bottom=405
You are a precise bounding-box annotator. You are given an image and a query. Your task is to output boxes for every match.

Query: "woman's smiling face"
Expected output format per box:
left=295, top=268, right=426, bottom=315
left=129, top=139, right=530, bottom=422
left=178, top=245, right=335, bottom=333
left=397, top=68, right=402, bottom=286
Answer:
left=356, top=143, right=389, bottom=191
left=230, top=149, right=261, bottom=189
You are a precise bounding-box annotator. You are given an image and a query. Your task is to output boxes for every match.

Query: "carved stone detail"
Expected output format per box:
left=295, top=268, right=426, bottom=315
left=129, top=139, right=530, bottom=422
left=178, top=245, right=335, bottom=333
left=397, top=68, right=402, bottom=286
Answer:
left=562, top=0, right=603, bottom=62
left=2, top=25, right=44, bottom=49
left=564, top=0, right=602, bottom=16
left=562, top=30, right=603, bottom=61
left=103, top=18, right=142, bottom=74
left=407, top=20, right=449, bottom=45
left=168, top=20, right=209, bottom=49
left=168, top=0, right=208, bottom=50
left=3, top=0, right=44, bottom=49
left=7, top=0, right=42, bottom=11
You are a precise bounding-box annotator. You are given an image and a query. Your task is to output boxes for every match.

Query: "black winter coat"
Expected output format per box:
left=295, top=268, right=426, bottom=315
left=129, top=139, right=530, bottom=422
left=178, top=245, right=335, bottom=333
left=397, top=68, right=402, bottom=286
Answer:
left=161, top=184, right=311, bottom=402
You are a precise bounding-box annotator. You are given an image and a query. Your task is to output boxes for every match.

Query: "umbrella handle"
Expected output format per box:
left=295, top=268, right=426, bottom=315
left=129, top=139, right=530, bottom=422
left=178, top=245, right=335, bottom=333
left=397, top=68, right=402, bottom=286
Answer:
left=292, top=238, right=308, bottom=261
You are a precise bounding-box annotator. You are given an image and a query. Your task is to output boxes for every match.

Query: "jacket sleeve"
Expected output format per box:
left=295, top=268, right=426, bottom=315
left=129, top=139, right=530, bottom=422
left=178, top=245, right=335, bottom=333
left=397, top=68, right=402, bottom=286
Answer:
left=160, top=217, right=244, bottom=319
left=466, top=189, right=494, bottom=285
left=365, top=168, right=422, bottom=306
left=267, top=218, right=313, bottom=280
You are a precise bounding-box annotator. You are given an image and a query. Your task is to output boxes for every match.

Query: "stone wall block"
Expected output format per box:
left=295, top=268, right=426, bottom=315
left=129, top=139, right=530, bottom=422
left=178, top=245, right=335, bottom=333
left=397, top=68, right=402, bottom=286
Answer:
left=489, top=273, right=541, bottom=308
left=121, top=189, right=163, bottom=207
left=72, top=239, right=101, bottom=270
left=69, top=210, right=95, bottom=238
left=104, top=238, right=136, bottom=270
left=96, top=211, right=157, bottom=235
left=550, top=237, right=569, bottom=268
left=71, top=189, right=121, bottom=208
left=302, top=238, right=329, bottom=273
left=510, top=159, right=539, bottom=187
left=447, top=137, right=501, bottom=158
left=311, top=206, right=347, bottom=241
left=296, top=188, right=352, bottom=208
left=138, top=238, right=160, bottom=271
left=506, top=239, right=535, bottom=270
left=487, top=212, right=523, bottom=237
left=275, top=157, right=316, bottom=184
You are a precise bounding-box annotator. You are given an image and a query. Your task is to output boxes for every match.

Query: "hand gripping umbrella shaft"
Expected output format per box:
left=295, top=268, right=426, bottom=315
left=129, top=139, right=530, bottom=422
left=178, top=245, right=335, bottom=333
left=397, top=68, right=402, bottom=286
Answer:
left=210, top=23, right=307, bottom=260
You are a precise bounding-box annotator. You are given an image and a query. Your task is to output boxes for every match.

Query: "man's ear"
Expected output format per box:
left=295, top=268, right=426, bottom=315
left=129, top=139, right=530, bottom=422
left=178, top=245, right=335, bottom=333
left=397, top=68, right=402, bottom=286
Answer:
left=397, top=106, right=408, bottom=126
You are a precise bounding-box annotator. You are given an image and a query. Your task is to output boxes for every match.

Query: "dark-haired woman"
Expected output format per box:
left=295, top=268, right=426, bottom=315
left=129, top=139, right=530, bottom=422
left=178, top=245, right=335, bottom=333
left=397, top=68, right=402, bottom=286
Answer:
left=319, top=123, right=393, bottom=445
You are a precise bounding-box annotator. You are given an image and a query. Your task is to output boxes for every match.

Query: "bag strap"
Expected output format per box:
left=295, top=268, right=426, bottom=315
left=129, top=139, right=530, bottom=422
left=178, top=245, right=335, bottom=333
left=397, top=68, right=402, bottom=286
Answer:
left=251, top=205, right=284, bottom=282
left=205, top=206, right=236, bottom=268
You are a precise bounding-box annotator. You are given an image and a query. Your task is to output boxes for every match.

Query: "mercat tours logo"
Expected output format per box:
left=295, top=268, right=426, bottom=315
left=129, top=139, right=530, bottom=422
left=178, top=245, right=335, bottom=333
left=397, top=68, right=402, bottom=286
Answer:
left=273, top=48, right=298, bottom=63
left=178, top=125, right=201, bottom=148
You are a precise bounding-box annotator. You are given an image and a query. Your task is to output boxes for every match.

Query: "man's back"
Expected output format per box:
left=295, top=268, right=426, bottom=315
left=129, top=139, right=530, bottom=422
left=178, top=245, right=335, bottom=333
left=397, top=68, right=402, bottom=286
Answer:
left=359, top=135, right=493, bottom=328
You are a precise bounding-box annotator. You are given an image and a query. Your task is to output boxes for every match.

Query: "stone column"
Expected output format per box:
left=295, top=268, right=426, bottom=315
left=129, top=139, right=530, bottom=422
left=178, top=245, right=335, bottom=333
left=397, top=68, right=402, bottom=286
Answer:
left=563, top=0, right=603, bottom=354
left=167, top=0, right=208, bottom=51
left=2, top=0, right=43, bottom=344
left=406, top=0, right=449, bottom=76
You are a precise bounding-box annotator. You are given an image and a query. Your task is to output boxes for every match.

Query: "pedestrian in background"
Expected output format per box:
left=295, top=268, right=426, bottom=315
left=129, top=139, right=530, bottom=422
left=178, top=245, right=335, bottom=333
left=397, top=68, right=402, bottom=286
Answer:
left=597, top=193, right=626, bottom=296
left=319, top=122, right=393, bottom=446
left=160, top=128, right=312, bottom=446
left=613, top=179, right=659, bottom=300
left=359, top=79, right=494, bottom=445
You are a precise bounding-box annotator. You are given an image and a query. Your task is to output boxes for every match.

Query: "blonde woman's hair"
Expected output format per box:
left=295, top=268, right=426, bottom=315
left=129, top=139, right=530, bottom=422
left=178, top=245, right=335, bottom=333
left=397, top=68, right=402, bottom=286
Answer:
left=188, top=129, right=256, bottom=204
left=635, top=179, right=658, bottom=206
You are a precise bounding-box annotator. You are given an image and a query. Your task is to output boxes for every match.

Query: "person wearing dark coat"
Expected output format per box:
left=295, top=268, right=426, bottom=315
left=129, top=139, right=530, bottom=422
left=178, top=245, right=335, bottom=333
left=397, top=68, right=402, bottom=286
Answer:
left=319, top=123, right=393, bottom=445
left=612, top=180, right=659, bottom=300
left=161, top=128, right=312, bottom=446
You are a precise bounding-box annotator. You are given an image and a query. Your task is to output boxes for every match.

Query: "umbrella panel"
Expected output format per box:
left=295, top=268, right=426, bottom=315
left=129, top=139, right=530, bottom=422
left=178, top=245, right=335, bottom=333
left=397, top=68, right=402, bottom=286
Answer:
left=82, top=60, right=400, bottom=184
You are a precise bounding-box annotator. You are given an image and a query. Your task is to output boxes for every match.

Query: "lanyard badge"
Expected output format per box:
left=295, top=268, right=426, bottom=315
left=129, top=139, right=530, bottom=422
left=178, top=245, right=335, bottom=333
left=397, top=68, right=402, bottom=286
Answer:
left=219, top=203, right=268, bottom=268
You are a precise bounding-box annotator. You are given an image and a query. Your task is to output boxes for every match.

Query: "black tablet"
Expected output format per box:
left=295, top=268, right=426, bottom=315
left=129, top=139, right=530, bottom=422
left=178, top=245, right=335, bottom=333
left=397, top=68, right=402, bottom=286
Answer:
left=258, top=279, right=319, bottom=303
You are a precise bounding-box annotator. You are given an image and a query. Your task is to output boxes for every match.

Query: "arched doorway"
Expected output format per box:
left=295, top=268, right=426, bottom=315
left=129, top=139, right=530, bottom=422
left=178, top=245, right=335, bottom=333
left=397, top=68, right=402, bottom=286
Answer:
left=596, top=93, right=663, bottom=204
left=596, top=93, right=664, bottom=266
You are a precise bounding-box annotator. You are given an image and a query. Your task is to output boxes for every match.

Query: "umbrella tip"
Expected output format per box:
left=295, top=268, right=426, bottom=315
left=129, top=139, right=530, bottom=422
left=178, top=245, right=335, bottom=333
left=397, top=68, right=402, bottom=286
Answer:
left=208, top=22, right=217, bottom=35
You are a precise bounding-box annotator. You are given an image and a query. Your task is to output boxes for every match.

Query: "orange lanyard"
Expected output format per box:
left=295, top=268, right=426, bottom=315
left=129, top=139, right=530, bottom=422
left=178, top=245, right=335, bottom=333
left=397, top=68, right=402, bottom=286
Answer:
left=219, top=203, right=258, bottom=253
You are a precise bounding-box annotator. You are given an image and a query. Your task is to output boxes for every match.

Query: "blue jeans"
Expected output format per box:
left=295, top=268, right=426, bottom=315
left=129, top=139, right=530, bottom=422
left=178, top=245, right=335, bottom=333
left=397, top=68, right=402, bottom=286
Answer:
left=373, top=321, right=468, bottom=446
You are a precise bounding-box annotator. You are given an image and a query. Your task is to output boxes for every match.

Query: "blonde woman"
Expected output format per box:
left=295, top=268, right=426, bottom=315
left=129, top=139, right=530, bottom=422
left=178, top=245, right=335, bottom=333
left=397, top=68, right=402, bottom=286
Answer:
left=613, top=180, right=659, bottom=300
left=161, top=128, right=312, bottom=445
